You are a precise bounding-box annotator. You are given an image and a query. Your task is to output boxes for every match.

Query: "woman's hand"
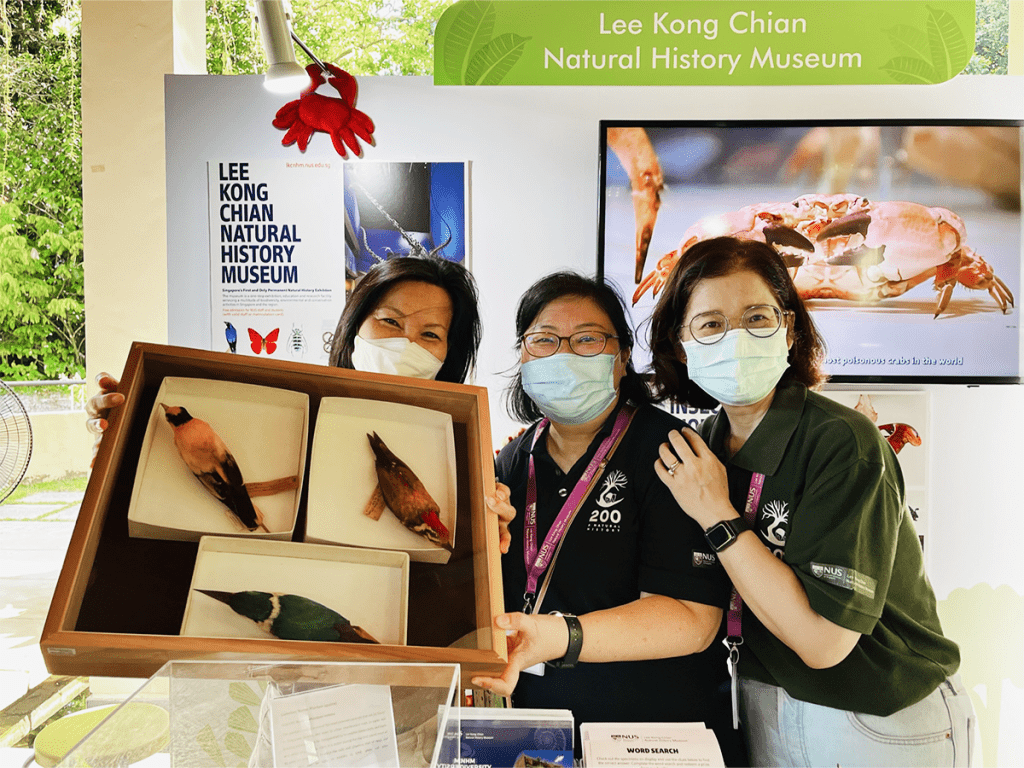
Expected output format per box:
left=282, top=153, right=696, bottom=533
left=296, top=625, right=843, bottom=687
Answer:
left=656, top=427, right=736, bottom=530
left=85, top=372, right=124, bottom=467
left=470, top=612, right=569, bottom=697
left=486, top=482, right=515, bottom=554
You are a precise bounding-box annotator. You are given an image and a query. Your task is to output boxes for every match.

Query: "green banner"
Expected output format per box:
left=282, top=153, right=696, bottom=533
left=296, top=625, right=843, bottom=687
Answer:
left=434, top=1, right=976, bottom=86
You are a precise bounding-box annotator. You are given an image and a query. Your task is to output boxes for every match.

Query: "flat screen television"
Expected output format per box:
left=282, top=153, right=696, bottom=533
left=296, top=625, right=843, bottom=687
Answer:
left=598, top=120, right=1022, bottom=384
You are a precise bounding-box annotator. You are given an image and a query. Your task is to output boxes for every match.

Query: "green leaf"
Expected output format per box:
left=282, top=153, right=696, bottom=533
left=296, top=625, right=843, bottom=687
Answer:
left=881, top=56, right=939, bottom=84
left=926, top=5, right=971, bottom=81
left=441, top=1, right=496, bottom=84
left=885, top=24, right=931, bottom=60
left=227, top=706, right=259, bottom=733
left=229, top=682, right=263, bottom=706
left=195, top=725, right=227, bottom=767
left=223, top=731, right=253, bottom=761
left=465, top=33, right=530, bottom=86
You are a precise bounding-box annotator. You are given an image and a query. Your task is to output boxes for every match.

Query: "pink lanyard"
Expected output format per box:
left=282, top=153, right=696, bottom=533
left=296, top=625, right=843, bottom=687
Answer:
left=725, top=470, right=765, bottom=729
left=522, top=407, right=633, bottom=613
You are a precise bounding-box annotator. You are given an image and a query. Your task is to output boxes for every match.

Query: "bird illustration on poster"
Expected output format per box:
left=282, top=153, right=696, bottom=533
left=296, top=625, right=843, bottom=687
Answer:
left=224, top=322, right=238, bottom=353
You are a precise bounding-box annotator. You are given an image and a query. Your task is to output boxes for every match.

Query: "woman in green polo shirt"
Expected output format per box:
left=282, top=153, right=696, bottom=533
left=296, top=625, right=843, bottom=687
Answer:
left=646, top=236, right=975, bottom=767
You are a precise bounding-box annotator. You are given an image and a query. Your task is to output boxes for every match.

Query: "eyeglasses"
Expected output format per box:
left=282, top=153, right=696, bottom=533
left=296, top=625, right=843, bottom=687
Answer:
left=684, top=305, right=792, bottom=346
left=521, top=331, right=619, bottom=358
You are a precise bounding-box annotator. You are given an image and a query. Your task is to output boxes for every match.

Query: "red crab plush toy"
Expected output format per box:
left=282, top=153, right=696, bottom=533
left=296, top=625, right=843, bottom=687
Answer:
left=272, top=62, right=375, bottom=158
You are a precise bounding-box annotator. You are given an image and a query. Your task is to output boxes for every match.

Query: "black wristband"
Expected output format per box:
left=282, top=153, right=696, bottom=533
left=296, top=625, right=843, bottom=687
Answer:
left=545, top=613, right=583, bottom=669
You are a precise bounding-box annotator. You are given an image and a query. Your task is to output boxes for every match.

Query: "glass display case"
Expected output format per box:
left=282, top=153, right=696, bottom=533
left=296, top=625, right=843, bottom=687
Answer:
left=57, top=660, right=461, bottom=768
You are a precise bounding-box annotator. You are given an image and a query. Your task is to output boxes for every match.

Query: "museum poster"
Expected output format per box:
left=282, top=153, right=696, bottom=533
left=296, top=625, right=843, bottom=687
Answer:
left=209, top=160, right=469, bottom=364
left=209, top=159, right=345, bottom=364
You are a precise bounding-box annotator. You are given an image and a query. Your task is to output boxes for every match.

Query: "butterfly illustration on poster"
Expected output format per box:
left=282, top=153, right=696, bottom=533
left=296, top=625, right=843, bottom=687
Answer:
left=248, top=327, right=280, bottom=355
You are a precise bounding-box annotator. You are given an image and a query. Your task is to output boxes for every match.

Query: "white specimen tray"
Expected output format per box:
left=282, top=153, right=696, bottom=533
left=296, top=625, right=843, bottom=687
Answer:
left=304, top=397, right=457, bottom=564
left=127, top=377, right=309, bottom=542
left=181, top=537, right=409, bottom=645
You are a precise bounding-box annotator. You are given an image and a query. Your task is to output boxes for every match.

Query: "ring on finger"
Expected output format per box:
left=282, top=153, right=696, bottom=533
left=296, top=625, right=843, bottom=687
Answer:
left=665, top=459, right=680, bottom=476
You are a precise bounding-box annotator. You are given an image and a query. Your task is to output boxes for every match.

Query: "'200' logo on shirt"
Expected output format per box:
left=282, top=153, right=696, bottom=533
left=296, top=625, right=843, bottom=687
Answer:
left=588, top=470, right=626, bottom=532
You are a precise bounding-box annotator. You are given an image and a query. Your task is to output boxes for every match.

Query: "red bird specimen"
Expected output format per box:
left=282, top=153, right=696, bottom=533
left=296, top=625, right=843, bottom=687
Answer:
left=366, top=432, right=451, bottom=549
left=161, top=404, right=268, bottom=532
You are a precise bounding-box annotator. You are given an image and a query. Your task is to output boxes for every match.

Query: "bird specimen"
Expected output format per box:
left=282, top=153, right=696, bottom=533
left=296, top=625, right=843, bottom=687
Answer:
left=366, top=432, right=451, bottom=549
left=196, top=589, right=379, bottom=643
left=160, top=404, right=268, bottom=532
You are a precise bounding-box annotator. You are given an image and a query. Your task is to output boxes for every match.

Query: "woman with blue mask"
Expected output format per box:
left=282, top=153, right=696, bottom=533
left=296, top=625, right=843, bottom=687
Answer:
left=648, top=237, right=974, bottom=767
left=472, top=272, right=745, bottom=765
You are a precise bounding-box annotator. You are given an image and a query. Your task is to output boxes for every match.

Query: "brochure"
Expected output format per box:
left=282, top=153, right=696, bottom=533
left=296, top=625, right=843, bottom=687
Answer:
left=443, top=707, right=573, bottom=768
left=580, top=722, right=724, bottom=767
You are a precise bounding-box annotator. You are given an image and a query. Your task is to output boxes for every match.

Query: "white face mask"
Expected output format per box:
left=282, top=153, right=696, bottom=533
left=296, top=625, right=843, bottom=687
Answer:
left=521, top=353, right=618, bottom=425
left=682, top=329, right=790, bottom=406
left=350, top=334, right=445, bottom=380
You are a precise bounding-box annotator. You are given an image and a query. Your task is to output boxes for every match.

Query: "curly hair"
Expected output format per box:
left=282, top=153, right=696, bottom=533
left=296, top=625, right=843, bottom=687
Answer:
left=328, top=255, right=481, bottom=384
left=648, top=237, right=828, bottom=408
left=504, top=271, right=651, bottom=424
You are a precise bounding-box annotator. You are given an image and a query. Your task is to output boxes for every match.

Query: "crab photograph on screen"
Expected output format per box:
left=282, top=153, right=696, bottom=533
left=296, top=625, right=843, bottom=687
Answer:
left=598, top=120, right=1022, bottom=384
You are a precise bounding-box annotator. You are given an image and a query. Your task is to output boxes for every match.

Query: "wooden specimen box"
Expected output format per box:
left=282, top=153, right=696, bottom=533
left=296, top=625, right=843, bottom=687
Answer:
left=42, top=342, right=506, bottom=678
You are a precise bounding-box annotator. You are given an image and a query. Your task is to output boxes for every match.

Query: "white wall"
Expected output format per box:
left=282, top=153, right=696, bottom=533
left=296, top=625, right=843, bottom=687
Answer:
left=81, top=0, right=205, bottom=385
left=159, top=73, right=1022, bottom=765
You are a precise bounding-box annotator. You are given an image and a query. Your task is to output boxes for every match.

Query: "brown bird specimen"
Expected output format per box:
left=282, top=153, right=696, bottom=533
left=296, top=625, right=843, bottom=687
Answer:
left=365, top=431, right=451, bottom=549
left=161, top=404, right=268, bottom=532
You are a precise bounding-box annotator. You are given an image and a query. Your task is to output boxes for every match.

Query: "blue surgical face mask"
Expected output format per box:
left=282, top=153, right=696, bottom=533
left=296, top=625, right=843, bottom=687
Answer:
left=682, top=329, right=790, bottom=406
left=521, top=353, right=619, bottom=425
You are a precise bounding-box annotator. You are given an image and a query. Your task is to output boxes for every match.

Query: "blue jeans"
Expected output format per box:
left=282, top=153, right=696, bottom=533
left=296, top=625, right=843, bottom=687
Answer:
left=739, top=675, right=976, bottom=767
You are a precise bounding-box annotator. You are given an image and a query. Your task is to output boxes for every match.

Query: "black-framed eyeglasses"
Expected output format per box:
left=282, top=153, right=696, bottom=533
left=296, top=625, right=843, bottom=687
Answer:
left=684, top=305, right=792, bottom=346
left=521, top=331, right=619, bottom=358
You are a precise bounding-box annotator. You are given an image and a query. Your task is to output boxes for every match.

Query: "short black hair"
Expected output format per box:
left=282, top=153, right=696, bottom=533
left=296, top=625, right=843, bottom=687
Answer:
left=504, top=271, right=651, bottom=423
left=328, top=255, right=481, bottom=384
left=648, top=236, right=827, bottom=408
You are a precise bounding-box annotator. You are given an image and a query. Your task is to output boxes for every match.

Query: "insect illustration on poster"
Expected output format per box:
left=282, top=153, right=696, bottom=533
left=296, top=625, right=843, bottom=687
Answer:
left=289, top=324, right=307, bottom=357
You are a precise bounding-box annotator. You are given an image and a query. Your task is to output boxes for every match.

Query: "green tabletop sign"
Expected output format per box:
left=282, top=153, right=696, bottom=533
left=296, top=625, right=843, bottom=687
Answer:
left=434, top=1, right=976, bottom=86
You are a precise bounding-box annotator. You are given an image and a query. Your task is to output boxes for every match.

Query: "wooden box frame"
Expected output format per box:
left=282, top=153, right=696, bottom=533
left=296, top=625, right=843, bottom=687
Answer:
left=42, top=342, right=506, bottom=678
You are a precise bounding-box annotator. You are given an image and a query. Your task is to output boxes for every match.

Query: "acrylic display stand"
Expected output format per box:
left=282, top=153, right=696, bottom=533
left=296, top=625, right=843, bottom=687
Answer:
left=56, top=660, right=461, bottom=768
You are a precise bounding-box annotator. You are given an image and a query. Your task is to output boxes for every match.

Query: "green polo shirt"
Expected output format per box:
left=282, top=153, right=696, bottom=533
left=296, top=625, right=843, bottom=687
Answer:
left=701, top=381, right=959, bottom=716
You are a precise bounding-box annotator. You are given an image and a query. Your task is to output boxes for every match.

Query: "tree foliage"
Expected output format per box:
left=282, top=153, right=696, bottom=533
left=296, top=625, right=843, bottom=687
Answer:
left=207, top=0, right=452, bottom=77
left=963, top=0, right=1009, bottom=75
left=0, top=0, right=83, bottom=380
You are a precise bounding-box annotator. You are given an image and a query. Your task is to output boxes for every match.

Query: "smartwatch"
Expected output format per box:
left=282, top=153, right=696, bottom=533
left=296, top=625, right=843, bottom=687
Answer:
left=704, top=517, right=750, bottom=553
left=545, top=612, right=583, bottom=669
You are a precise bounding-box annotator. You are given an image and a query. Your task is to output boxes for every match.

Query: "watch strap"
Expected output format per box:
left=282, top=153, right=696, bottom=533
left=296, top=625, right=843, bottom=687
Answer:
left=545, top=613, right=583, bottom=669
left=704, top=517, right=750, bottom=552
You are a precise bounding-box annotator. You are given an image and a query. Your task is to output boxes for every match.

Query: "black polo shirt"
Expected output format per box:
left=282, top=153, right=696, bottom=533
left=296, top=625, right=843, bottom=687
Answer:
left=497, top=400, right=733, bottom=731
left=702, top=381, right=960, bottom=716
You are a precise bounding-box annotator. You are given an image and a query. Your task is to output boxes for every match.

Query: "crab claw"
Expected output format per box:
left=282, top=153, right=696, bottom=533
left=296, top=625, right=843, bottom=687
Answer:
left=815, top=211, right=871, bottom=241
left=763, top=225, right=815, bottom=254
left=633, top=249, right=679, bottom=305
